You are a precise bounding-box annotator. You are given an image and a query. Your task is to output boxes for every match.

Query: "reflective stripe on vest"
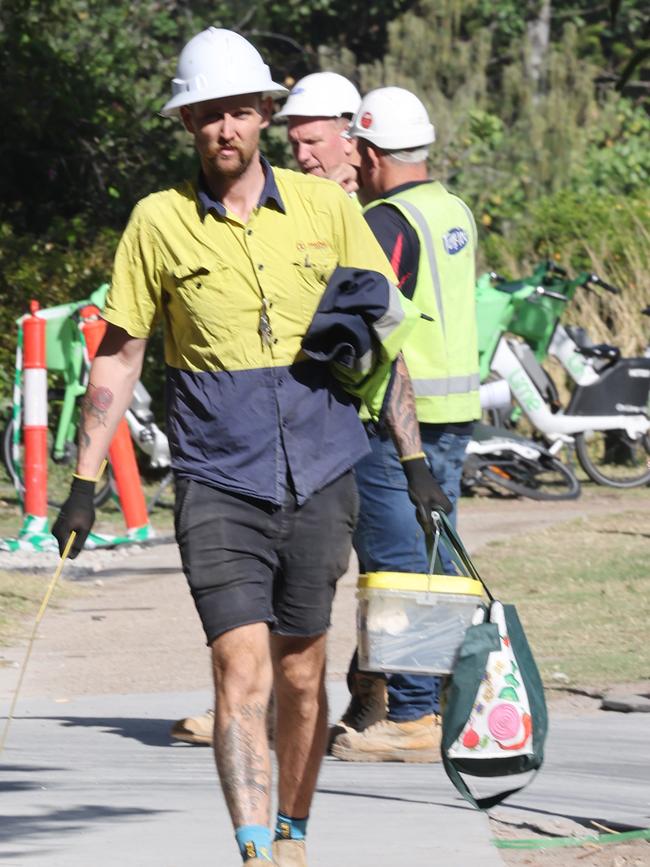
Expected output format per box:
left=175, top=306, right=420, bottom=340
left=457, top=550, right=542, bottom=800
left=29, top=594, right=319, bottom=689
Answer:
left=390, top=196, right=446, bottom=337
left=412, top=372, right=481, bottom=398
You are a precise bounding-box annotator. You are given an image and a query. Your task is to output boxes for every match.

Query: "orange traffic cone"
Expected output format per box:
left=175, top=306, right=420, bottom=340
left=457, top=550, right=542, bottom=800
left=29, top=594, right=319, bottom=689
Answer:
left=22, top=301, right=48, bottom=524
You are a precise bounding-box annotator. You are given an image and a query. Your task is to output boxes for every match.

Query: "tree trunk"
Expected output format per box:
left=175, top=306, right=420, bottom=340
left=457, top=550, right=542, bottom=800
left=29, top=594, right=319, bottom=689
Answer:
left=526, top=0, right=552, bottom=97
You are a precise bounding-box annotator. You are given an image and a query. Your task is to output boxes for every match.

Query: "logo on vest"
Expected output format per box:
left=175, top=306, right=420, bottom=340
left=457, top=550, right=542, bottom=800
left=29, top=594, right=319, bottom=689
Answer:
left=442, top=227, right=469, bottom=255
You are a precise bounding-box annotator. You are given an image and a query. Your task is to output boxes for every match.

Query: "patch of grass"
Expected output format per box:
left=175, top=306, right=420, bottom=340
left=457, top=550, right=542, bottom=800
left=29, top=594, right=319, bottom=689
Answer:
left=0, top=570, right=77, bottom=646
left=473, top=510, right=650, bottom=686
left=0, top=472, right=172, bottom=646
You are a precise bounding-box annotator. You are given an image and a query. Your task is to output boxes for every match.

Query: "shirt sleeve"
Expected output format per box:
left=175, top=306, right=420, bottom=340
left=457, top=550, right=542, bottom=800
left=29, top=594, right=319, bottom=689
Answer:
left=364, top=203, right=420, bottom=300
left=102, top=201, right=162, bottom=339
left=330, top=187, right=398, bottom=284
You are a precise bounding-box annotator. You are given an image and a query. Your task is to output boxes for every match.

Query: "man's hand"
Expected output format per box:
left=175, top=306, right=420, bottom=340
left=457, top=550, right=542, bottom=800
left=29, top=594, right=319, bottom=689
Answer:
left=326, top=163, right=359, bottom=194
left=51, top=476, right=96, bottom=558
left=401, top=456, right=452, bottom=534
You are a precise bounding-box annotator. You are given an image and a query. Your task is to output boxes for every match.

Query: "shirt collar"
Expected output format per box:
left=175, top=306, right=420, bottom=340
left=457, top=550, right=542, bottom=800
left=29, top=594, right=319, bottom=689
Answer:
left=197, top=156, right=286, bottom=218
left=383, top=179, right=432, bottom=198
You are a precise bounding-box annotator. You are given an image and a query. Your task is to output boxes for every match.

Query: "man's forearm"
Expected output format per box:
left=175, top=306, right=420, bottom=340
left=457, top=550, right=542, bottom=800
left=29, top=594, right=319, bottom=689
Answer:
left=76, top=328, right=146, bottom=478
left=383, top=353, right=423, bottom=458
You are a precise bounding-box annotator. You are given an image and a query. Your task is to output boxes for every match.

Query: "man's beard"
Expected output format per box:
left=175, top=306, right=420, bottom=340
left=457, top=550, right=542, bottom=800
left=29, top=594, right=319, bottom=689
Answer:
left=211, top=146, right=253, bottom=179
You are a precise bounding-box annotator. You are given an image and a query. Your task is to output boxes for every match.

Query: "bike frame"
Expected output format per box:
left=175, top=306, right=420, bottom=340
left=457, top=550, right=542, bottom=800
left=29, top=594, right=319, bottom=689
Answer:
left=490, top=336, right=650, bottom=441
left=466, top=433, right=545, bottom=462
left=547, top=324, right=600, bottom=387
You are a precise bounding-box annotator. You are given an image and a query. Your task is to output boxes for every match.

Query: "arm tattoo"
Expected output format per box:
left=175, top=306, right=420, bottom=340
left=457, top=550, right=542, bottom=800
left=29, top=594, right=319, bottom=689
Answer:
left=215, top=701, right=270, bottom=826
left=384, top=353, right=422, bottom=457
left=78, top=384, right=113, bottom=451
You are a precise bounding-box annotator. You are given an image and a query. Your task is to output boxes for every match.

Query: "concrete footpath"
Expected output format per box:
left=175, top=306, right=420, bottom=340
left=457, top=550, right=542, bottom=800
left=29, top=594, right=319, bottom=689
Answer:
left=1, top=494, right=649, bottom=865
left=2, top=683, right=650, bottom=866
left=1, top=685, right=502, bottom=867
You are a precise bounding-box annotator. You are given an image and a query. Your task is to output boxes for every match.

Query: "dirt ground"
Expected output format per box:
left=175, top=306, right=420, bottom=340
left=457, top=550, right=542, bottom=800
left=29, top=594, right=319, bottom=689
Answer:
left=491, top=816, right=650, bottom=867
left=1, top=489, right=649, bottom=866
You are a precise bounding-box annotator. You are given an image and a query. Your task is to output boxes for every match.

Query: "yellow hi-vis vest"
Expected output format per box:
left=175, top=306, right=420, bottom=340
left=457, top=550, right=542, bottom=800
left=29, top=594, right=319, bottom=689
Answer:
left=365, top=182, right=481, bottom=424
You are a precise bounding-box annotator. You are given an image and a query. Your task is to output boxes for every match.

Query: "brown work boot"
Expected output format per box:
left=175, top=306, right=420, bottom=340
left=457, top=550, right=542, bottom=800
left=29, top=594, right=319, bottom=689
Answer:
left=327, top=672, right=387, bottom=750
left=170, top=709, right=214, bottom=745
left=330, top=713, right=442, bottom=763
left=272, top=839, right=307, bottom=867
left=171, top=695, right=276, bottom=747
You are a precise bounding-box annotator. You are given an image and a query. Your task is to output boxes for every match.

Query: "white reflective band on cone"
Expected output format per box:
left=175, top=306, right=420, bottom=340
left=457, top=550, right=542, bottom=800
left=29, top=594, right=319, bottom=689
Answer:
left=23, top=369, right=47, bottom=426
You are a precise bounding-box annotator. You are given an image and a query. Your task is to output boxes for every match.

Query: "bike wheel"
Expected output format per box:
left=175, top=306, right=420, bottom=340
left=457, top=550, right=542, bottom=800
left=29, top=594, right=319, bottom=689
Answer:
left=477, top=453, right=581, bottom=501
left=575, top=429, right=650, bottom=488
left=2, top=418, right=114, bottom=508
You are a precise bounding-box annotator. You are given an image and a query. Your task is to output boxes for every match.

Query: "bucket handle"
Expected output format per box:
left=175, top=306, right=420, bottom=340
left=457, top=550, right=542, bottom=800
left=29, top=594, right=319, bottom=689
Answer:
left=426, top=511, right=494, bottom=602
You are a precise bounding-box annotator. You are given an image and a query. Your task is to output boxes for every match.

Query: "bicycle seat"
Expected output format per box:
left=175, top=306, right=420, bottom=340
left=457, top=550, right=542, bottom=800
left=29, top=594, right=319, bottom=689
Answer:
left=494, top=279, right=529, bottom=295
left=578, top=343, right=620, bottom=361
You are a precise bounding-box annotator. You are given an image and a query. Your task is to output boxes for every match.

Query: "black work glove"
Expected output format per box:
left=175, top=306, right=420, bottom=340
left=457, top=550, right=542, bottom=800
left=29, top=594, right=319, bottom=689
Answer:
left=51, top=476, right=96, bottom=558
left=401, top=456, right=452, bottom=534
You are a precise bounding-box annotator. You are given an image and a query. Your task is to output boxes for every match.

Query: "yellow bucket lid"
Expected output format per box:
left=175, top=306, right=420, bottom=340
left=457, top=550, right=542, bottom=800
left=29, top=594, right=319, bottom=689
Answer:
left=359, top=572, right=484, bottom=596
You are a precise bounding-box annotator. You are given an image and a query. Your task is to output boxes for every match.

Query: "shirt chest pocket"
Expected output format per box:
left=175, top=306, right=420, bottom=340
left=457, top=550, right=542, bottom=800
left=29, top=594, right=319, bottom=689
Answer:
left=169, top=261, right=238, bottom=342
left=291, top=254, right=338, bottom=320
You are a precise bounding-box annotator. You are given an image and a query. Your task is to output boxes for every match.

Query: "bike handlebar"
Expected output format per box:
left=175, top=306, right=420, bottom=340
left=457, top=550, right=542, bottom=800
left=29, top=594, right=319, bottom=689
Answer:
left=488, top=262, right=623, bottom=301
left=587, top=274, right=621, bottom=294
left=534, top=287, right=570, bottom=302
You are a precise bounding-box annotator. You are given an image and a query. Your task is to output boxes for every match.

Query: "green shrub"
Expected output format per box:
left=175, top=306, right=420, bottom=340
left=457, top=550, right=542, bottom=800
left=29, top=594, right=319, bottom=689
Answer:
left=479, top=190, right=650, bottom=355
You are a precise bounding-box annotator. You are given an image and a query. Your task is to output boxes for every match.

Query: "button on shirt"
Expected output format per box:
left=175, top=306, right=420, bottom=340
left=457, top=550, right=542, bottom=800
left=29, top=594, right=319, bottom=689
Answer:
left=103, top=159, right=397, bottom=505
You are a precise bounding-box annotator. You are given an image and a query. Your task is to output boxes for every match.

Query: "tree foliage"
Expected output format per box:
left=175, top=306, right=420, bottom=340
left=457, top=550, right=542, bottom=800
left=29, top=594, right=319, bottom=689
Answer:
left=0, top=0, right=412, bottom=398
left=0, top=0, right=414, bottom=234
left=357, top=0, right=649, bottom=224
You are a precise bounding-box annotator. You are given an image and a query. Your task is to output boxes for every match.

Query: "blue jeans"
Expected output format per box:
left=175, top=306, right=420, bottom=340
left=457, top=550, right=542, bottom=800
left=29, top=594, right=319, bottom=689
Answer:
left=351, top=425, right=471, bottom=721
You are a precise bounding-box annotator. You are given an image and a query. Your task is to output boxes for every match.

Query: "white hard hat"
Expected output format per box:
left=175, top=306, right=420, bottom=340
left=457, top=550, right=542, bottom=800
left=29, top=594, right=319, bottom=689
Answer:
left=274, top=71, right=361, bottom=120
left=161, top=27, right=288, bottom=117
left=349, top=87, right=435, bottom=150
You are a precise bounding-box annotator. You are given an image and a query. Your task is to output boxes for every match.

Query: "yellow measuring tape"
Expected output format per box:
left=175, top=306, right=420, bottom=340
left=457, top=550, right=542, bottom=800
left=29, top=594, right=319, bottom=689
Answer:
left=0, top=531, right=77, bottom=756
left=0, top=458, right=107, bottom=757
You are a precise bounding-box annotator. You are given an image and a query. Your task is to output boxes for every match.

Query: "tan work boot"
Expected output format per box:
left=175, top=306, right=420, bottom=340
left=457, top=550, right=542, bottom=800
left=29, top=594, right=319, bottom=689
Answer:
left=171, top=697, right=276, bottom=747
left=170, top=709, right=214, bottom=745
left=330, top=713, right=442, bottom=763
left=327, top=672, right=387, bottom=751
left=272, top=839, right=307, bottom=867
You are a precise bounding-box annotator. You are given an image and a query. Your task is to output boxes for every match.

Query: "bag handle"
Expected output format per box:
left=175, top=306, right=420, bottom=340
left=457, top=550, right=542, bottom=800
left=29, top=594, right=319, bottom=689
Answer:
left=427, top=511, right=494, bottom=602
left=441, top=751, right=532, bottom=810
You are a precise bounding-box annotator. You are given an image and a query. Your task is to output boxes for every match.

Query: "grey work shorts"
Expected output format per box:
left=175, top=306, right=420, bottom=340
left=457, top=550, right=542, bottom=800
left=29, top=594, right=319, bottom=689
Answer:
left=174, top=472, right=359, bottom=645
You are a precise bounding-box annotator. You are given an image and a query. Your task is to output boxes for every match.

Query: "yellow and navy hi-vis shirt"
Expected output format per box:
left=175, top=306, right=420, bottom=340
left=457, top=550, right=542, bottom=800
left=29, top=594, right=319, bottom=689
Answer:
left=103, top=159, right=399, bottom=505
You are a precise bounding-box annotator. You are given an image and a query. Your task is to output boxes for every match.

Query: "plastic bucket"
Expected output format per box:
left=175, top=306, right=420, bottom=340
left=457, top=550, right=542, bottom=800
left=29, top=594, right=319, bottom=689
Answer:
left=357, top=571, right=484, bottom=675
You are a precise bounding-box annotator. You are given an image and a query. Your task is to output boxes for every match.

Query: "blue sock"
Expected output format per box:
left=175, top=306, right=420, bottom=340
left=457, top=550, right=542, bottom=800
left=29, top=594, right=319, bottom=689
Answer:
left=274, top=811, right=308, bottom=842
left=235, top=824, right=273, bottom=862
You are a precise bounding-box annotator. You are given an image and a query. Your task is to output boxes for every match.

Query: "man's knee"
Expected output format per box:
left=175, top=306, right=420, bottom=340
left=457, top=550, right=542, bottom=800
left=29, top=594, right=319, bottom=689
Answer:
left=211, top=622, right=273, bottom=695
left=273, top=634, right=327, bottom=699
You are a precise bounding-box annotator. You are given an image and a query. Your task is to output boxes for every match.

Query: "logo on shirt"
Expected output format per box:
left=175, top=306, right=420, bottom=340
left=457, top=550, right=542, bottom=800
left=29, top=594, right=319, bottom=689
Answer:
left=296, top=240, right=330, bottom=252
left=442, top=227, right=469, bottom=255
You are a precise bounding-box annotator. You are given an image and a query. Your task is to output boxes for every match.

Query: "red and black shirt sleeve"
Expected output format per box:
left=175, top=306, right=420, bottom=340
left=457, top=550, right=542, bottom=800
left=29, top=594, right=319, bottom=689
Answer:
left=364, top=203, right=420, bottom=300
